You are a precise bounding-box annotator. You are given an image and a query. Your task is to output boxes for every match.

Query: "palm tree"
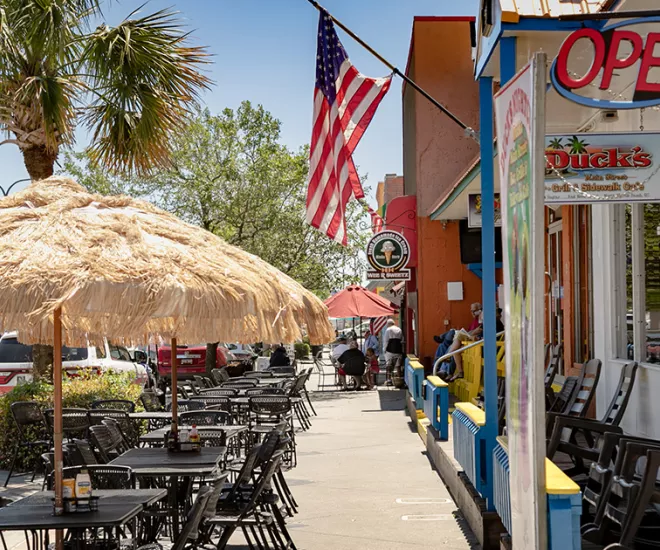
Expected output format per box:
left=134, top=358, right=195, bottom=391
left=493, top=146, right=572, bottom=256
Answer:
left=0, top=0, right=210, bottom=378
left=548, top=138, right=563, bottom=150
left=568, top=136, right=589, bottom=155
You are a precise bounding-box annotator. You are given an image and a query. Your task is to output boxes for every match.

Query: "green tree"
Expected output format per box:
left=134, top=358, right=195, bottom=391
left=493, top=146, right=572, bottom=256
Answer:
left=0, top=0, right=209, bottom=379
left=63, top=103, right=369, bottom=298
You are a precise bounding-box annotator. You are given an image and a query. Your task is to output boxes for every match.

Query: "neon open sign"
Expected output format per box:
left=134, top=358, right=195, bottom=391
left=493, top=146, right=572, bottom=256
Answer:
left=551, top=17, right=660, bottom=109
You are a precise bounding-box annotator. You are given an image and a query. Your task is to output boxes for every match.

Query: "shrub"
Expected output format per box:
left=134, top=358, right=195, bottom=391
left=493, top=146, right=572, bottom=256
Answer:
left=0, top=372, right=142, bottom=471
left=294, top=342, right=311, bottom=360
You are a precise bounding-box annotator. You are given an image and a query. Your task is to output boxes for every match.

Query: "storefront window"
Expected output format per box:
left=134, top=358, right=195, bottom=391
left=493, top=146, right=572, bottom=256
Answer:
left=623, top=203, right=660, bottom=364
left=644, top=204, right=660, bottom=363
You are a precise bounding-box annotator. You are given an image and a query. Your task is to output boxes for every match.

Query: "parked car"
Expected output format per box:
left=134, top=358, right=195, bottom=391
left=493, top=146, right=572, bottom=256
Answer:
left=152, top=343, right=236, bottom=385
left=224, top=343, right=257, bottom=368
left=0, top=332, right=149, bottom=394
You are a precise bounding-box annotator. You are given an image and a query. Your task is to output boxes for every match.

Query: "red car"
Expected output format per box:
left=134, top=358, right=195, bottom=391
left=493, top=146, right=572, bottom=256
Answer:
left=153, top=343, right=234, bottom=382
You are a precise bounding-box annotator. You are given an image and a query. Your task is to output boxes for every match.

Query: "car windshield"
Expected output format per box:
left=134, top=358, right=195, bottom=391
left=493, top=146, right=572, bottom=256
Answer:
left=62, top=346, right=89, bottom=361
left=0, top=338, right=87, bottom=362
left=0, top=338, right=32, bottom=363
left=108, top=344, right=132, bottom=361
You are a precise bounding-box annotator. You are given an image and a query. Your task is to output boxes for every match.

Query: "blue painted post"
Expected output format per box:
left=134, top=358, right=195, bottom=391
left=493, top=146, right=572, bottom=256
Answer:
left=479, top=74, right=497, bottom=511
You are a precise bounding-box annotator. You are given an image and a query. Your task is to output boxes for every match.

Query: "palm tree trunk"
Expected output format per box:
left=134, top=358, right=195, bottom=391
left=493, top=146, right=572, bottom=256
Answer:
left=22, top=146, right=58, bottom=381
left=205, top=343, right=219, bottom=376
left=23, top=145, right=57, bottom=180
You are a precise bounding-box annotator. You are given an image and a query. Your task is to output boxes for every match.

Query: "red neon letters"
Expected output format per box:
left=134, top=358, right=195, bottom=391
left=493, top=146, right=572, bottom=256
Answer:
left=555, top=27, right=660, bottom=95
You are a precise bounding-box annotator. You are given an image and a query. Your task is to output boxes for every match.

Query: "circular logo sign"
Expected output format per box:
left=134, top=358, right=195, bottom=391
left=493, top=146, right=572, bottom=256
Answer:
left=367, top=230, right=410, bottom=273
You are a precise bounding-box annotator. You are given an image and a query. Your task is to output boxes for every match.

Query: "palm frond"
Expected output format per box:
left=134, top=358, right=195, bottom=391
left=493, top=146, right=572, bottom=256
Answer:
left=82, top=7, right=211, bottom=175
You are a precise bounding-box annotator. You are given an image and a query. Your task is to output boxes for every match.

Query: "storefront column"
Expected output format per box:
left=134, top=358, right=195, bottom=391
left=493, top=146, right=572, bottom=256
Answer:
left=631, top=204, right=646, bottom=363
left=479, top=74, right=497, bottom=511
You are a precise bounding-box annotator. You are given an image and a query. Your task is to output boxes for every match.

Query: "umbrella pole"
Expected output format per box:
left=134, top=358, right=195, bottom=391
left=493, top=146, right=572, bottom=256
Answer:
left=170, top=337, right=178, bottom=434
left=53, top=307, right=64, bottom=550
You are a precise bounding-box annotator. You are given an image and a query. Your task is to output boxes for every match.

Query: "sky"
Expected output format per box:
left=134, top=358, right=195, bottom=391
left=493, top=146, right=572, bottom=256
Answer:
left=0, top=0, right=477, bottom=202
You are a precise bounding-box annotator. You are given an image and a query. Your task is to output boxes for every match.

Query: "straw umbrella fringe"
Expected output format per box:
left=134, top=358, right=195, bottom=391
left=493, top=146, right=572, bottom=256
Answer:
left=0, top=177, right=335, bottom=518
left=0, top=177, right=335, bottom=345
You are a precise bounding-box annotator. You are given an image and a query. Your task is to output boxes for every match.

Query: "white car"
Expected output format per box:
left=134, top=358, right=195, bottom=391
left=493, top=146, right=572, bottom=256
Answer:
left=0, top=332, right=148, bottom=394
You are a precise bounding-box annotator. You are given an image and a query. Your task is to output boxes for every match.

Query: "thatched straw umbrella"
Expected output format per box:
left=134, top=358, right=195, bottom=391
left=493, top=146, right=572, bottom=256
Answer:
left=0, top=177, right=334, bottom=515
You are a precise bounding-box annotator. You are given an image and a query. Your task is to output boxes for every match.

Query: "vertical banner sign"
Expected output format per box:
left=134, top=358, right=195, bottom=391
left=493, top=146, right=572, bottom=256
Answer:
left=494, top=52, right=548, bottom=548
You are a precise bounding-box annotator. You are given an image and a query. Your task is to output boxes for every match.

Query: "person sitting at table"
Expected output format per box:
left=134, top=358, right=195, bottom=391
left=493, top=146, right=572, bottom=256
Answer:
left=269, top=345, right=290, bottom=368
left=337, top=340, right=366, bottom=390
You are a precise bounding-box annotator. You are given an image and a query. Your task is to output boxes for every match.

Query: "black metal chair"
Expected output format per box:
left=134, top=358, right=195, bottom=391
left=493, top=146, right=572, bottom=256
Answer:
left=193, top=375, right=212, bottom=389
left=5, top=401, right=51, bottom=487
left=221, top=382, right=258, bottom=390
left=248, top=396, right=296, bottom=467
left=88, top=409, right=137, bottom=447
left=179, top=410, right=231, bottom=426
left=72, top=439, right=99, bottom=466
left=45, top=407, right=90, bottom=441
left=245, top=371, right=272, bottom=378
left=101, top=418, right=132, bottom=454
left=90, top=399, right=136, bottom=413
left=200, top=388, right=238, bottom=397
left=209, top=451, right=293, bottom=549
left=211, top=368, right=231, bottom=386
left=166, top=399, right=205, bottom=412
left=286, top=374, right=313, bottom=431
left=245, top=388, right=286, bottom=396
left=48, top=465, right=134, bottom=490
left=140, top=391, right=164, bottom=412
left=89, top=424, right=121, bottom=463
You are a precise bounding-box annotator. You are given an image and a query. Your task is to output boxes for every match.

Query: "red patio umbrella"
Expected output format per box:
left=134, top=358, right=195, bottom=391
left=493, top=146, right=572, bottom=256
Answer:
left=324, top=285, right=398, bottom=318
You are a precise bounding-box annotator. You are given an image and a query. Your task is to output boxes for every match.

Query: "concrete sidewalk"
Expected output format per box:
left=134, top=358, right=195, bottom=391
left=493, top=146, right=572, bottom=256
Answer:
left=284, top=388, right=479, bottom=549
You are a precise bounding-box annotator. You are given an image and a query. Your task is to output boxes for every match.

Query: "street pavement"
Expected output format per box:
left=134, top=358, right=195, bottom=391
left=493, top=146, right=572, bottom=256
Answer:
left=280, top=387, right=479, bottom=549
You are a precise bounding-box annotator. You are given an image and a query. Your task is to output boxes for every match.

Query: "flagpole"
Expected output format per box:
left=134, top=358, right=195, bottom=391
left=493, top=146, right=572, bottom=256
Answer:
left=305, top=0, right=478, bottom=143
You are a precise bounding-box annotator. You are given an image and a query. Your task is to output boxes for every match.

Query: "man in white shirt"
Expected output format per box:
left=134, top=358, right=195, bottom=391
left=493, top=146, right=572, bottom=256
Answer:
left=383, top=320, right=403, bottom=386
left=331, top=337, right=349, bottom=362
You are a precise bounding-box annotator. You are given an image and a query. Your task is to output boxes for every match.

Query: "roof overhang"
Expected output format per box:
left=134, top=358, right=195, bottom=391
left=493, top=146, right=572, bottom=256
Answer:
left=473, top=0, right=618, bottom=79
left=429, top=147, right=500, bottom=221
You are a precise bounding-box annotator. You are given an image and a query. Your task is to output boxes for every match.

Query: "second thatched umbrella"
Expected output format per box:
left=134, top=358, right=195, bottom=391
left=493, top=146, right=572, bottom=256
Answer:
left=0, top=176, right=334, bottom=515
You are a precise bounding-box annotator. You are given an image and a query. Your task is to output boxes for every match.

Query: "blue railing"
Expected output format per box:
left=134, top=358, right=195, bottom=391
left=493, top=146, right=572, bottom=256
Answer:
left=493, top=438, right=512, bottom=534
left=422, top=376, right=449, bottom=440
left=404, top=357, right=424, bottom=409
left=452, top=403, right=487, bottom=496
left=493, top=437, right=582, bottom=550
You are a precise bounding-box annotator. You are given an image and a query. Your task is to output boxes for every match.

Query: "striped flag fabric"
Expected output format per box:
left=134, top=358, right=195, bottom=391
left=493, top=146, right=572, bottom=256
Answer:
left=370, top=316, right=388, bottom=336
left=367, top=206, right=384, bottom=234
left=305, top=9, right=392, bottom=245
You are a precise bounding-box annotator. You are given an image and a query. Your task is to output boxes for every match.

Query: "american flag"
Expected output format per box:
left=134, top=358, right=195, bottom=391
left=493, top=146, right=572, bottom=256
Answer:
left=370, top=316, right=389, bottom=336
left=367, top=206, right=384, bottom=234
left=305, top=9, right=392, bottom=245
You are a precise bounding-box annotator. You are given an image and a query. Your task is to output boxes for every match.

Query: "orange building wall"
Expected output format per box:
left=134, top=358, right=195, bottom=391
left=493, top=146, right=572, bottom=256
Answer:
left=409, top=20, right=480, bottom=217
left=416, top=218, right=485, bottom=361
left=403, top=18, right=483, bottom=362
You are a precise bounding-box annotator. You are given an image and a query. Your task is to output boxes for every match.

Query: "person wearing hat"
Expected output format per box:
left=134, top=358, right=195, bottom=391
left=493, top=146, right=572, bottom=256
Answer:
left=332, top=336, right=349, bottom=362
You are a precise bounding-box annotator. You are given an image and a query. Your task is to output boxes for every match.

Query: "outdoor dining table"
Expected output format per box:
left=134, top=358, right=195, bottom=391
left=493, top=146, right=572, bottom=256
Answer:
left=138, top=425, right=247, bottom=446
left=0, top=497, right=147, bottom=550
left=9, top=489, right=167, bottom=508
left=128, top=412, right=176, bottom=421
left=109, top=447, right=227, bottom=538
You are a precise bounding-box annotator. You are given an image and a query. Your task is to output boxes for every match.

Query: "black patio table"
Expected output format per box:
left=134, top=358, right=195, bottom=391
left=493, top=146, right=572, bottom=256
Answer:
left=10, top=488, right=167, bottom=508
left=128, top=411, right=175, bottom=421
left=138, top=425, right=247, bottom=446
left=3, top=489, right=168, bottom=549
left=0, top=502, right=142, bottom=550
left=109, top=447, right=226, bottom=538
